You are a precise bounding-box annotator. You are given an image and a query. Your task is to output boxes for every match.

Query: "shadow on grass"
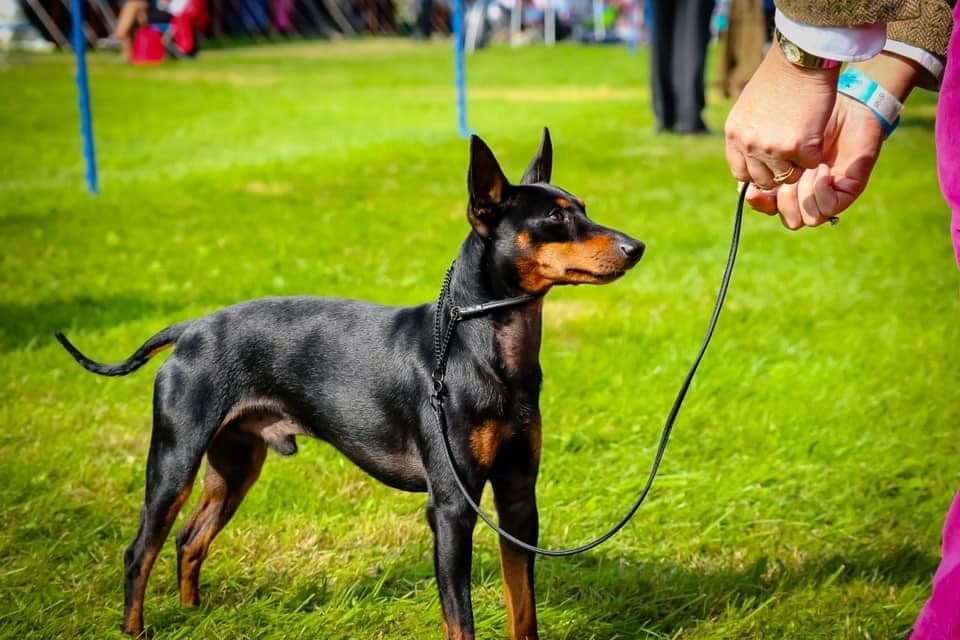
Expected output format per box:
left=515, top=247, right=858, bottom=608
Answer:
left=150, top=540, right=938, bottom=637
left=0, top=296, right=189, bottom=353
left=535, top=545, right=938, bottom=636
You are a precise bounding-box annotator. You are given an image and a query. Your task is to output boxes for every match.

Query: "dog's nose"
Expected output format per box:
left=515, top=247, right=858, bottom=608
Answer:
left=619, top=240, right=645, bottom=261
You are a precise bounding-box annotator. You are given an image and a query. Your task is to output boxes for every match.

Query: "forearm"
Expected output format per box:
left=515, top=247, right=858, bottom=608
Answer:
left=849, top=51, right=927, bottom=103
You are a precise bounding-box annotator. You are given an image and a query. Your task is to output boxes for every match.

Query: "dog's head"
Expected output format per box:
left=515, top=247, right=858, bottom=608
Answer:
left=467, top=128, right=644, bottom=295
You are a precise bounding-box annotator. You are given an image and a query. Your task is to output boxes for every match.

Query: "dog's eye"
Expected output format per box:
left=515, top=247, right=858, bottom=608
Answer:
left=547, top=209, right=566, bottom=223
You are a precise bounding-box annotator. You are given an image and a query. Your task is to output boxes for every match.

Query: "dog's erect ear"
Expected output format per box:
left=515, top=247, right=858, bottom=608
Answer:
left=468, top=135, right=509, bottom=238
left=520, top=127, right=553, bottom=185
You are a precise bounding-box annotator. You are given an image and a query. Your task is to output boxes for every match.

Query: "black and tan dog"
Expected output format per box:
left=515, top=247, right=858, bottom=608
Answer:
left=56, top=129, right=644, bottom=639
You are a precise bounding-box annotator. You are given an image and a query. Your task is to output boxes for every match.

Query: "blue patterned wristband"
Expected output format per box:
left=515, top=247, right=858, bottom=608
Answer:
left=837, top=67, right=903, bottom=138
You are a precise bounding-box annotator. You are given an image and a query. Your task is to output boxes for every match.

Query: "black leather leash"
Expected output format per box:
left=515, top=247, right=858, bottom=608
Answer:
left=429, top=183, right=748, bottom=556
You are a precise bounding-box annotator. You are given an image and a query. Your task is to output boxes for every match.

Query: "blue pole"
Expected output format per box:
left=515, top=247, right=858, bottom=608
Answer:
left=452, top=0, right=470, bottom=138
left=71, top=0, right=99, bottom=194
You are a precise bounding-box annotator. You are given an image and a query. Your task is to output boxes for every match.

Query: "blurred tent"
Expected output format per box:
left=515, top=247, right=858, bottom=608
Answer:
left=465, top=0, right=644, bottom=52
left=14, top=0, right=409, bottom=47
left=0, top=0, right=56, bottom=49
left=15, top=0, right=643, bottom=49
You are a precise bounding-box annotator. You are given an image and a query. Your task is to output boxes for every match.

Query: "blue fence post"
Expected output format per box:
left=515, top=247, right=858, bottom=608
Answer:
left=71, top=0, right=99, bottom=194
left=452, top=0, right=470, bottom=138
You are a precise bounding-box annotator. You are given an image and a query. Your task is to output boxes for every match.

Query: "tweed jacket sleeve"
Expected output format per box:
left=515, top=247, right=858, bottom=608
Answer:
left=776, top=0, right=955, bottom=56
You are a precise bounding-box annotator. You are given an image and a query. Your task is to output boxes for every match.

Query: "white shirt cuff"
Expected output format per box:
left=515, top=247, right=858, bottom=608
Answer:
left=883, top=39, right=945, bottom=84
left=775, top=9, right=886, bottom=62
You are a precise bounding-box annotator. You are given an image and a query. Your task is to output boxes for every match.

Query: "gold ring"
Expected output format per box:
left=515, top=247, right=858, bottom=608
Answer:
left=772, top=167, right=795, bottom=185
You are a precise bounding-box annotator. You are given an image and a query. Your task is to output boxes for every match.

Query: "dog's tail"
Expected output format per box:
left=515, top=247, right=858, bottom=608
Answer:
left=54, top=322, right=190, bottom=377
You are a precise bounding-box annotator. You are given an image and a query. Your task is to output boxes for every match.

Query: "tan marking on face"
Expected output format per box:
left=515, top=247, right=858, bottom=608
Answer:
left=518, top=235, right=625, bottom=292
left=516, top=231, right=531, bottom=249
left=470, top=420, right=511, bottom=469
left=574, top=197, right=585, bottom=208
left=516, top=254, right=554, bottom=294
left=554, top=197, right=571, bottom=209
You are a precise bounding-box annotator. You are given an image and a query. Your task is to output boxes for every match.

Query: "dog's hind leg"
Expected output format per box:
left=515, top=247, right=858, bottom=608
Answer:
left=175, top=428, right=267, bottom=607
left=122, top=403, right=206, bottom=636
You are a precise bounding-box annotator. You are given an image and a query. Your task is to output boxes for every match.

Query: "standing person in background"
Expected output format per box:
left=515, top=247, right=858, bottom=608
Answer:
left=272, top=0, right=295, bottom=35
left=723, top=2, right=958, bottom=638
left=413, top=0, right=433, bottom=38
left=99, top=0, right=180, bottom=61
left=762, top=0, right=774, bottom=43
left=648, top=0, right=715, bottom=134
left=713, top=0, right=767, bottom=99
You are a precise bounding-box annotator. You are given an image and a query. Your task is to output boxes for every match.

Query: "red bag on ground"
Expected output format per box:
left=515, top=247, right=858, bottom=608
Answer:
left=132, top=26, right=165, bottom=64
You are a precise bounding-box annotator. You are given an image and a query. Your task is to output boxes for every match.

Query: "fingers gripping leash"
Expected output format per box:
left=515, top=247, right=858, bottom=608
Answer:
left=429, top=183, right=750, bottom=557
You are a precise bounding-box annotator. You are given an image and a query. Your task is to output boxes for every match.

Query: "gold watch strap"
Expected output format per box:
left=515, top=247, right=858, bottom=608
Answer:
left=775, top=28, right=841, bottom=70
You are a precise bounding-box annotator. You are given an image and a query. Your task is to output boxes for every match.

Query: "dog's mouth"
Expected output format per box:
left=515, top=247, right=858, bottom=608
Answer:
left=564, top=268, right=626, bottom=283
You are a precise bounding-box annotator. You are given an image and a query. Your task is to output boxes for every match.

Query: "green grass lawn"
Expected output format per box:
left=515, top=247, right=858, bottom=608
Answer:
left=1, top=38, right=957, bottom=640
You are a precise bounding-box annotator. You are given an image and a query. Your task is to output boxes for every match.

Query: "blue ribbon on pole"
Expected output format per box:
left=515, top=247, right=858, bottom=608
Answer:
left=452, top=0, right=470, bottom=138
left=71, top=0, right=99, bottom=194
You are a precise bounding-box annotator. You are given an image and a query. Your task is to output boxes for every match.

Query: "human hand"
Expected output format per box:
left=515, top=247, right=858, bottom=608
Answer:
left=740, top=51, right=925, bottom=230
left=725, top=43, right=840, bottom=190
left=743, top=94, right=885, bottom=229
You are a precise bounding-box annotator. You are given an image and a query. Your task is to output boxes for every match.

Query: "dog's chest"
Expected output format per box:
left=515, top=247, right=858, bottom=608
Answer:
left=494, top=311, right=542, bottom=376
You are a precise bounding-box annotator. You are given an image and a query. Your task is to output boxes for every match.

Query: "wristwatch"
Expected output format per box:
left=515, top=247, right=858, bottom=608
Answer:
left=774, top=28, right=841, bottom=70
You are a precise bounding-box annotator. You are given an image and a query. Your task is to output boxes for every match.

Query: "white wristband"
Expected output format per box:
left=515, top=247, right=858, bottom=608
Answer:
left=837, top=67, right=903, bottom=138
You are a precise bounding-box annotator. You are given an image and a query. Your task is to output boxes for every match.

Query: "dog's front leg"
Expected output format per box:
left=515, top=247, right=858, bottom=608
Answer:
left=490, top=431, right=541, bottom=640
left=426, top=487, right=479, bottom=640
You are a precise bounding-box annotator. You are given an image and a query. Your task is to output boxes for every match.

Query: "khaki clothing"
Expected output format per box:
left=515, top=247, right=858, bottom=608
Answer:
left=776, top=0, right=954, bottom=57
left=714, top=0, right=768, bottom=98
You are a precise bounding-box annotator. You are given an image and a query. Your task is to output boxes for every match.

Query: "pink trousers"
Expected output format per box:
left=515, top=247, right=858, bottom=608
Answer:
left=944, top=5, right=960, bottom=267
left=913, top=491, right=960, bottom=639
left=910, top=5, right=960, bottom=638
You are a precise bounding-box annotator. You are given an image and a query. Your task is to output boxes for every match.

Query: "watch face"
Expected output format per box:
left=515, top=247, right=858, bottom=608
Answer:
left=783, top=41, right=802, bottom=64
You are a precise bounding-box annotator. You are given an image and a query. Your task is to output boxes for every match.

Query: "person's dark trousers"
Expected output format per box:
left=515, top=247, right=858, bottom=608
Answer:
left=649, top=0, right=714, bottom=133
left=415, top=0, right=433, bottom=37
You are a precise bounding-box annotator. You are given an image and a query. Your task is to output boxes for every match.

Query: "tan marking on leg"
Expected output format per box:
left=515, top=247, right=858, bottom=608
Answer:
left=177, top=435, right=266, bottom=607
left=178, top=482, right=224, bottom=606
left=499, top=542, right=538, bottom=640
left=125, top=481, right=195, bottom=635
left=470, top=420, right=508, bottom=469
left=442, top=618, right=473, bottom=640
